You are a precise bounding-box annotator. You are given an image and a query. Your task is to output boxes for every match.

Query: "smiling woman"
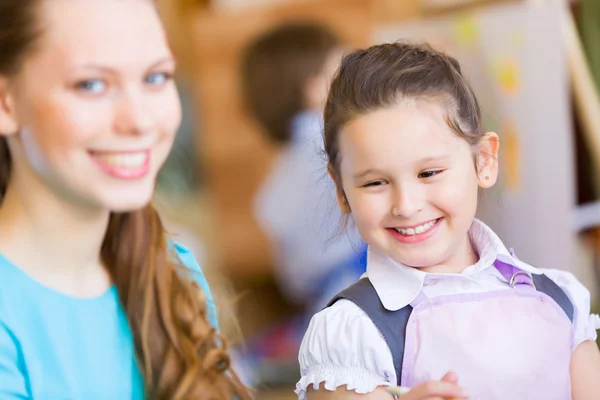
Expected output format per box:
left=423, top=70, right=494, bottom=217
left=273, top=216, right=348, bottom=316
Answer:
left=0, top=0, right=251, bottom=399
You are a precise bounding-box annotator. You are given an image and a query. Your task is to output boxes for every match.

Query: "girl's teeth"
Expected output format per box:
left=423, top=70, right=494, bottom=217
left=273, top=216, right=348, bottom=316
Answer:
left=395, top=219, right=438, bottom=236
left=94, top=152, right=147, bottom=167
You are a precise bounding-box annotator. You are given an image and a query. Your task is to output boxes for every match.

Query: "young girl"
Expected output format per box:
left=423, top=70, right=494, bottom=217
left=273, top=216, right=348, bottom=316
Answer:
left=0, top=0, right=251, bottom=398
left=296, top=42, right=600, bottom=399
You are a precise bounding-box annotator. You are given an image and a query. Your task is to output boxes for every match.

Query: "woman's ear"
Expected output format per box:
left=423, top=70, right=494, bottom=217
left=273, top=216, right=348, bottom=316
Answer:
left=476, top=132, right=500, bottom=188
left=327, top=164, right=351, bottom=214
left=0, top=77, right=18, bottom=136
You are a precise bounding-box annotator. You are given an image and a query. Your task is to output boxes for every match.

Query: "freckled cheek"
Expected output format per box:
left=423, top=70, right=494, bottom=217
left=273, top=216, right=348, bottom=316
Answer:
left=26, top=102, right=102, bottom=162
left=148, top=99, right=180, bottom=172
left=154, top=91, right=182, bottom=141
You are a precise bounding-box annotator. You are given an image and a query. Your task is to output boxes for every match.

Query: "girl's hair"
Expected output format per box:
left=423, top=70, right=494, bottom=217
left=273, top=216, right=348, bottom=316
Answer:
left=0, top=0, right=251, bottom=398
left=241, top=21, right=341, bottom=144
left=324, top=42, right=484, bottom=186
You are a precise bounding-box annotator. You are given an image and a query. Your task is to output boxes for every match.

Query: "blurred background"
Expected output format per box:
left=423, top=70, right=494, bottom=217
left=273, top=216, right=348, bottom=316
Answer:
left=152, top=0, right=600, bottom=398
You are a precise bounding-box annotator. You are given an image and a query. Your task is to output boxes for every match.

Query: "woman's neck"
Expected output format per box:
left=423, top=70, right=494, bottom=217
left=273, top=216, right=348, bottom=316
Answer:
left=0, top=178, right=112, bottom=297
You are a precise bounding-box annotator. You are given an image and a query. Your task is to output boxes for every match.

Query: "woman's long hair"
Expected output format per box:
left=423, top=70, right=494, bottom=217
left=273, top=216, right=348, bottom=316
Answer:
left=0, top=0, right=252, bottom=398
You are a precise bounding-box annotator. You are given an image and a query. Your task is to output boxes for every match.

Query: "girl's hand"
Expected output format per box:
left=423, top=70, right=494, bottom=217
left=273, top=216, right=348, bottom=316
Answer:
left=396, top=372, right=467, bottom=400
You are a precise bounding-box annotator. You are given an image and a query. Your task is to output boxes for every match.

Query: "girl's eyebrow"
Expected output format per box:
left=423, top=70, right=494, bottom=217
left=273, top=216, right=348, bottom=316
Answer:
left=417, top=154, right=451, bottom=163
left=353, top=168, right=386, bottom=180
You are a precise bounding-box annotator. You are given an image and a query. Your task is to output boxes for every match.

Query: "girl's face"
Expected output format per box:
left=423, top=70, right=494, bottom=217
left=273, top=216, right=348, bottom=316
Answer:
left=335, top=100, right=499, bottom=272
left=0, top=0, right=181, bottom=212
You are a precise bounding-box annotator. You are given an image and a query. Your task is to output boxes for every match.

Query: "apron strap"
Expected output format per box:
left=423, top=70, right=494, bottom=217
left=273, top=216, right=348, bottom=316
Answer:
left=494, top=260, right=574, bottom=322
left=493, top=260, right=536, bottom=289
left=326, top=278, right=411, bottom=386
left=532, top=274, right=575, bottom=322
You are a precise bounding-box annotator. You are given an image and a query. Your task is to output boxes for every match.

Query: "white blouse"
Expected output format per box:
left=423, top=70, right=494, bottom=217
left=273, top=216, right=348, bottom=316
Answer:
left=296, top=220, right=600, bottom=399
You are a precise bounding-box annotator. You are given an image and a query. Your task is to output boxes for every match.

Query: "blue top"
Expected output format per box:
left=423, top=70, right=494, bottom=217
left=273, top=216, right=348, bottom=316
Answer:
left=0, top=242, right=218, bottom=399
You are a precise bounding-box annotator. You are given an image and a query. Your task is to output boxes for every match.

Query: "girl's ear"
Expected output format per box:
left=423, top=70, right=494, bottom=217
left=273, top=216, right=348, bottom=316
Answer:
left=476, top=132, right=500, bottom=189
left=328, top=164, right=351, bottom=214
left=0, top=77, right=19, bottom=136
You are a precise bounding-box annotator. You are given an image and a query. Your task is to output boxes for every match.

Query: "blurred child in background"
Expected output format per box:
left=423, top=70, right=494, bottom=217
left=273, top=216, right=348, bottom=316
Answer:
left=242, top=22, right=366, bottom=311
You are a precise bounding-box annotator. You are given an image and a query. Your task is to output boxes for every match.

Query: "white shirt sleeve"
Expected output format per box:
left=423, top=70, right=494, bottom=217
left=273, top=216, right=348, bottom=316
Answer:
left=295, top=299, right=395, bottom=400
left=540, top=268, right=600, bottom=348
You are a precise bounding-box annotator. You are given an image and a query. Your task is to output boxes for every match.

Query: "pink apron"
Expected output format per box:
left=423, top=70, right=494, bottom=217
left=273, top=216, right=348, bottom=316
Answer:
left=328, top=261, right=574, bottom=399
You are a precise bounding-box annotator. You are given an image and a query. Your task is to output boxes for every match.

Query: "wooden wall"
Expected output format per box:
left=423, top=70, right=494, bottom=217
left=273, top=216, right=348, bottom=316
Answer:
left=162, top=0, right=375, bottom=280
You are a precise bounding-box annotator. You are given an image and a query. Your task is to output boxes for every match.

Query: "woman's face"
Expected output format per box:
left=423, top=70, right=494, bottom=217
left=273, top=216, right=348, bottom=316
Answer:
left=0, top=0, right=182, bottom=212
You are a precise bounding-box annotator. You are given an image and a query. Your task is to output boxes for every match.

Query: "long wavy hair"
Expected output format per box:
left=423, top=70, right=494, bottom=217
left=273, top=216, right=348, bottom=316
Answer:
left=0, top=0, right=252, bottom=398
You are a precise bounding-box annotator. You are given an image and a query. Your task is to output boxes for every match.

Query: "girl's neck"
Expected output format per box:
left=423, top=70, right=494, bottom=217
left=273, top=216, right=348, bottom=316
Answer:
left=417, top=234, right=479, bottom=274
left=0, top=176, right=111, bottom=297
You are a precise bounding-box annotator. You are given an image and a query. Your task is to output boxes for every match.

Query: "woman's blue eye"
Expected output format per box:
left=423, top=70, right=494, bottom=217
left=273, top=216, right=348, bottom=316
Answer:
left=145, top=72, right=172, bottom=86
left=75, top=79, right=106, bottom=94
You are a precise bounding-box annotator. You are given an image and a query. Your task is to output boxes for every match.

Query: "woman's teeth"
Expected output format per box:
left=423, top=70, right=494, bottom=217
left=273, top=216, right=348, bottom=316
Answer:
left=394, top=219, right=439, bottom=236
